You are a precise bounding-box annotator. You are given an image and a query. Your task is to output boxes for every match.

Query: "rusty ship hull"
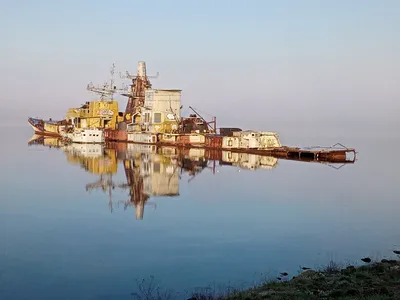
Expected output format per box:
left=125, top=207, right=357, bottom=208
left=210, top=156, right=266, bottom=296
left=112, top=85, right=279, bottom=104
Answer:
left=100, top=131, right=356, bottom=164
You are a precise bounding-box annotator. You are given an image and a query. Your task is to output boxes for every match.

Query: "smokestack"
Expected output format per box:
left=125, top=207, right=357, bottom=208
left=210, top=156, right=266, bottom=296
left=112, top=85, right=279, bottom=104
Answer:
left=137, top=61, right=147, bottom=78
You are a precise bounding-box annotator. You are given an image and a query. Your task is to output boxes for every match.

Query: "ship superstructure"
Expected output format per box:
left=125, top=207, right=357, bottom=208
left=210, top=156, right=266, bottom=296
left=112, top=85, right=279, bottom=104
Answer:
left=66, top=64, right=124, bottom=131
left=120, top=62, right=213, bottom=135
left=28, top=64, right=125, bottom=137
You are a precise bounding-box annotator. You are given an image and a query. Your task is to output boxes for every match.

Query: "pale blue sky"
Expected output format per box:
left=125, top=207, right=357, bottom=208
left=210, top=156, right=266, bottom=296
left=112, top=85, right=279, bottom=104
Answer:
left=1, top=0, right=399, bottom=141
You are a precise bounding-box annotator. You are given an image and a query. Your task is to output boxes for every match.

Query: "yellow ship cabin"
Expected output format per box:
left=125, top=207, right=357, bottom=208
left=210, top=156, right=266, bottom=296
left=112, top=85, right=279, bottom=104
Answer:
left=66, top=99, right=125, bottom=130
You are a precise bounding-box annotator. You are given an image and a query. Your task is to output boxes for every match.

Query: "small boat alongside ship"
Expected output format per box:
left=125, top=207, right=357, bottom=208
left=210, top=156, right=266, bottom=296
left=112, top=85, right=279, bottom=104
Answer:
left=28, top=117, right=73, bottom=137
left=27, top=61, right=357, bottom=163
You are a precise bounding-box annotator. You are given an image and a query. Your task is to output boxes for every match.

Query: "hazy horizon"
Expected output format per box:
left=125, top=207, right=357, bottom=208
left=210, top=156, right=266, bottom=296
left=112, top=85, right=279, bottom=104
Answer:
left=2, top=2, right=400, bottom=298
left=2, top=0, right=399, bottom=141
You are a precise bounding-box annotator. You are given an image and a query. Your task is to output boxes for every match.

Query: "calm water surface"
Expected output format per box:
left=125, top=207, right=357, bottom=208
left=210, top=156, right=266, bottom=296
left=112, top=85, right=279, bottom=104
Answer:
left=1, top=126, right=399, bottom=300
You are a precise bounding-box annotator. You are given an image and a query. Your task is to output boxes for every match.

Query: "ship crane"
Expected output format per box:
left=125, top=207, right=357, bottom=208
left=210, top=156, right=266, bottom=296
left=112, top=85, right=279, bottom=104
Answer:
left=188, top=106, right=217, bottom=133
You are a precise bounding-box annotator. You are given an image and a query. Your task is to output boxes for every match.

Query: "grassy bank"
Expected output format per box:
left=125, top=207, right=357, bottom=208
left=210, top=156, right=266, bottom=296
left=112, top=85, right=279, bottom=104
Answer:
left=130, top=258, right=400, bottom=299
left=190, top=259, right=400, bottom=300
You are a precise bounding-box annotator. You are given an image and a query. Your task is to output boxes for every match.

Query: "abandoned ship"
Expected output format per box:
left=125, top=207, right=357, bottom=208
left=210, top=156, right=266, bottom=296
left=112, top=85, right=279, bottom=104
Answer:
left=27, top=61, right=356, bottom=164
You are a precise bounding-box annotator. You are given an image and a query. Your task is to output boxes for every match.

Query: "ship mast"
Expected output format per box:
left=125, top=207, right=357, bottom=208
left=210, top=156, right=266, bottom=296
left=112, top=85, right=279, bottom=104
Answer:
left=86, top=63, right=118, bottom=100
left=120, top=61, right=159, bottom=123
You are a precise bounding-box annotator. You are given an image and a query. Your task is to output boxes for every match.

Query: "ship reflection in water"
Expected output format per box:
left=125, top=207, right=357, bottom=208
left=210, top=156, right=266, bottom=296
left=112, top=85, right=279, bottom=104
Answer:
left=28, top=134, right=281, bottom=219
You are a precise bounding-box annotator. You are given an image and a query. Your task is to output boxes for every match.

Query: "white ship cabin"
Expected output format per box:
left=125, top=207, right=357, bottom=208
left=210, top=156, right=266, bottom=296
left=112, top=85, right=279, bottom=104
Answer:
left=222, top=136, right=240, bottom=149
left=138, top=89, right=182, bottom=133
left=68, top=128, right=104, bottom=144
left=233, top=130, right=261, bottom=149
left=258, top=132, right=281, bottom=148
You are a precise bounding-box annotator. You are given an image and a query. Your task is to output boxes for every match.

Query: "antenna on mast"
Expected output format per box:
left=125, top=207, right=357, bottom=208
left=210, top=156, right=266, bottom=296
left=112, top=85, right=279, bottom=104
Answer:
left=86, top=63, right=118, bottom=100
left=120, top=71, right=160, bottom=80
left=110, top=63, right=116, bottom=93
left=119, top=61, right=159, bottom=82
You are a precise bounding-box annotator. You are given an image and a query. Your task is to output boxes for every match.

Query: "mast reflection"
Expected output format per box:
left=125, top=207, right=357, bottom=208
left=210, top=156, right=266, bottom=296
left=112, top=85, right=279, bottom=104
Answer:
left=28, top=135, right=279, bottom=219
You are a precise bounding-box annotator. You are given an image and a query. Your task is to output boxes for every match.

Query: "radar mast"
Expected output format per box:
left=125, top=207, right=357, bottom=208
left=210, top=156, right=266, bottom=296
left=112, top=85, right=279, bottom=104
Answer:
left=86, top=63, right=118, bottom=100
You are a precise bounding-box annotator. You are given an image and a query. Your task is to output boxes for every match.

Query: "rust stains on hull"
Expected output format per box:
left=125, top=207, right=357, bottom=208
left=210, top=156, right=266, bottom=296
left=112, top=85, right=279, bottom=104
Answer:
left=155, top=144, right=356, bottom=164
left=262, top=147, right=356, bottom=163
left=104, top=129, right=128, bottom=142
left=36, top=129, right=356, bottom=164
left=106, top=135, right=355, bottom=164
left=117, top=141, right=355, bottom=164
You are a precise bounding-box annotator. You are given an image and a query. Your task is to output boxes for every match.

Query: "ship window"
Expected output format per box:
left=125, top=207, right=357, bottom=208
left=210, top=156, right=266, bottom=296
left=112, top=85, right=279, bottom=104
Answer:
left=153, top=113, right=161, bottom=123
left=145, top=112, right=150, bottom=123
left=153, top=162, right=160, bottom=173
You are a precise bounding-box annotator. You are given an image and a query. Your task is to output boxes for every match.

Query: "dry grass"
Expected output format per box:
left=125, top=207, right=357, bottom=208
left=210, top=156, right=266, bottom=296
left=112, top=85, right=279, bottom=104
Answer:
left=130, top=259, right=400, bottom=300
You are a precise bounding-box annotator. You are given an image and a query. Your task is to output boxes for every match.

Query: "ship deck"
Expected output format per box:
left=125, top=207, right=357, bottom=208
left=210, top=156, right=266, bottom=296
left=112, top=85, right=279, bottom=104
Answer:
left=258, top=145, right=356, bottom=163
